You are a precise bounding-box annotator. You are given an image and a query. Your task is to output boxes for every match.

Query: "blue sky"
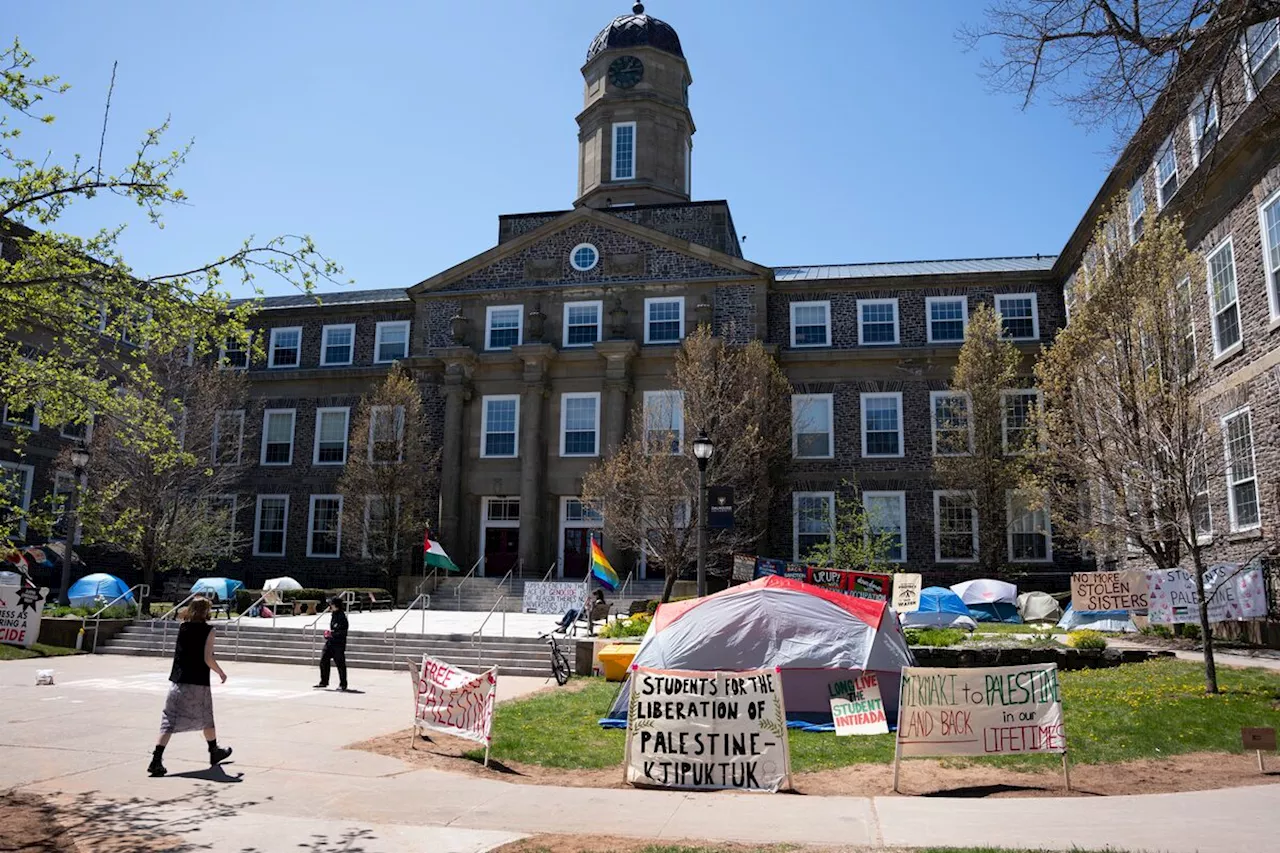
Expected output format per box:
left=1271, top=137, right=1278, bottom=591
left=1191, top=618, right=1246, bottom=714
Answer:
left=9, top=1, right=1114, bottom=297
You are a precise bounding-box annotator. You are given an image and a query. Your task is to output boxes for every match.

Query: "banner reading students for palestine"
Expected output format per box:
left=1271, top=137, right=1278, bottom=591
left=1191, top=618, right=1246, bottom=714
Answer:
left=625, top=667, right=791, bottom=792
left=829, top=672, right=889, bottom=736
left=897, top=664, right=1066, bottom=758
left=1147, top=564, right=1268, bottom=624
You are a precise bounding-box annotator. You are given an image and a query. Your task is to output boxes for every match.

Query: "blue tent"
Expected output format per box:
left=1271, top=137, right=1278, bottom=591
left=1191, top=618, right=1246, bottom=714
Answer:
left=967, top=602, right=1023, bottom=623
left=901, top=587, right=978, bottom=630
left=68, top=573, right=133, bottom=609
left=191, top=577, right=244, bottom=602
left=1057, top=603, right=1137, bottom=633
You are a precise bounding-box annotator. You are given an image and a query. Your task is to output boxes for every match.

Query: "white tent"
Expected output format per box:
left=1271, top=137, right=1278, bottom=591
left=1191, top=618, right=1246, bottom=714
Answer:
left=1017, top=591, right=1064, bottom=624
left=606, top=575, right=914, bottom=722
left=263, top=576, right=302, bottom=605
left=951, top=578, right=1018, bottom=604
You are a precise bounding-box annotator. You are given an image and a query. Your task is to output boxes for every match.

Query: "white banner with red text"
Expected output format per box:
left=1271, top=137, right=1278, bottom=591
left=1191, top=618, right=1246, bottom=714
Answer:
left=412, top=655, right=497, bottom=746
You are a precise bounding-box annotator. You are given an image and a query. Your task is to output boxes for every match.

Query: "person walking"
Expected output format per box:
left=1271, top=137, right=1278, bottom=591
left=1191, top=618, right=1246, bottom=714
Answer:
left=314, top=596, right=349, bottom=691
left=148, top=596, right=231, bottom=777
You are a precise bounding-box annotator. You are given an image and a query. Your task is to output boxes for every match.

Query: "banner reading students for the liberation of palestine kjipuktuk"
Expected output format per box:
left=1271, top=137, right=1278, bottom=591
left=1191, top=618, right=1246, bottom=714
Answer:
left=625, top=667, right=791, bottom=792
left=897, top=664, right=1066, bottom=758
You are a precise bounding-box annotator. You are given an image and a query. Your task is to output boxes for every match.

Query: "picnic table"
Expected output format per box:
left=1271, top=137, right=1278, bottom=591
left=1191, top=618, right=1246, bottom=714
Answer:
left=293, top=599, right=321, bottom=616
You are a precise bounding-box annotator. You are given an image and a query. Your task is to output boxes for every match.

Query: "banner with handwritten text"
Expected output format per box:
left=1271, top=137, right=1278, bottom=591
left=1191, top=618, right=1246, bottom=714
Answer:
left=1070, top=570, right=1149, bottom=612
left=1147, top=564, right=1268, bottom=624
left=829, top=672, right=889, bottom=736
left=412, top=655, right=497, bottom=745
left=897, top=664, right=1065, bottom=758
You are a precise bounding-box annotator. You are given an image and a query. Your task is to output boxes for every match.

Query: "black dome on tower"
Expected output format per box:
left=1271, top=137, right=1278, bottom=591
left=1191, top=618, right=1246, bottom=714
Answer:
left=586, top=3, right=684, bottom=62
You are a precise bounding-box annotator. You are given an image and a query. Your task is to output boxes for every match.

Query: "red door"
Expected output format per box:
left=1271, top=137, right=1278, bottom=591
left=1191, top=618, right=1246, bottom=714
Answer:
left=483, top=528, right=519, bottom=576
left=561, top=529, right=600, bottom=579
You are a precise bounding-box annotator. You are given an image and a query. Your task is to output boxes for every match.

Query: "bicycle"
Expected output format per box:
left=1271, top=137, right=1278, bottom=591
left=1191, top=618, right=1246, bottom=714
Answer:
left=539, top=631, right=571, bottom=686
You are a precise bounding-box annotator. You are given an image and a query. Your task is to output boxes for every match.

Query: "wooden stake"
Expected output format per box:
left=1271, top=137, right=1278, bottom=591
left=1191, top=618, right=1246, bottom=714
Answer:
left=1258, top=749, right=1266, bottom=773
left=1062, top=752, right=1072, bottom=792
left=892, top=670, right=906, bottom=794
left=407, top=661, right=419, bottom=750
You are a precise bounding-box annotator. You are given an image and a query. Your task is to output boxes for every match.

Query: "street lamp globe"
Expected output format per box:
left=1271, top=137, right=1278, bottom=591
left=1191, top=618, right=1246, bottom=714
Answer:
left=692, top=430, right=714, bottom=462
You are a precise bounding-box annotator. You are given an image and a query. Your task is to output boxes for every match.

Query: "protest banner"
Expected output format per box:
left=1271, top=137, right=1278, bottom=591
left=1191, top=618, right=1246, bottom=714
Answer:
left=753, top=558, right=806, bottom=581
left=625, top=666, right=791, bottom=792
left=522, top=581, right=584, bottom=615
left=892, top=573, right=922, bottom=612
left=1070, top=570, right=1149, bottom=612
left=0, top=584, right=47, bottom=649
left=732, top=555, right=755, bottom=583
left=894, top=663, right=1068, bottom=792
left=807, top=567, right=845, bottom=591
left=844, top=571, right=891, bottom=603
left=410, top=655, right=498, bottom=765
left=828, top=672, right=889, bottom=736
left=1147, top=564, right=1268, bottom=625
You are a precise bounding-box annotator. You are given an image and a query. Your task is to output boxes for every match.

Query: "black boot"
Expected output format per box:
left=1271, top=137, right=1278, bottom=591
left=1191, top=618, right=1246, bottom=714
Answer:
left=208, top=739, right=233, bottom=766
left=148, top=746, right=167, bottom=777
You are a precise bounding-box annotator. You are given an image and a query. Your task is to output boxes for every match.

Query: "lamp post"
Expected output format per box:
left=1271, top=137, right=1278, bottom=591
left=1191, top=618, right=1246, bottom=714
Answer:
left=691, top=429, right=714, bottom=598
left=57, top=445, right=90, bottom=606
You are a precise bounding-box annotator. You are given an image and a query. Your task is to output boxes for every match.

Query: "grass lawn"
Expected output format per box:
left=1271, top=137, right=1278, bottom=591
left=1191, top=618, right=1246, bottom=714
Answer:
left=0, top=642, right=82, bottom=661
left=973, top=624, right=1064, bottom=634
left=467, top=659, right=1280, bottom=773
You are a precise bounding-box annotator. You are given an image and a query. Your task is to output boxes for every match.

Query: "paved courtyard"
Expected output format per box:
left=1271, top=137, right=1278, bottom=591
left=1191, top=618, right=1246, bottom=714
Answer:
left=260, top=608, right=570, bottom=638
left=4, top=654, right=1280, bottom=853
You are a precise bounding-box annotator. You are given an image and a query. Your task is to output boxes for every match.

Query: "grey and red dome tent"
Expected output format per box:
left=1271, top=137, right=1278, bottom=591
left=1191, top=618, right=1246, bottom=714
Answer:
left=604, top=575, right=914, bottom=725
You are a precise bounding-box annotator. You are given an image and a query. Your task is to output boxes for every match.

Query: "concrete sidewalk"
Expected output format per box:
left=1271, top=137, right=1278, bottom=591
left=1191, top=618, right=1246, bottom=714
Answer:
left=4, top=655, right=1279, bottom=853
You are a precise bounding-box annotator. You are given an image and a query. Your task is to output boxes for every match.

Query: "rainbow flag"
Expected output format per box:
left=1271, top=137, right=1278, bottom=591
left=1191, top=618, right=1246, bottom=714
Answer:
left=590, top=539, right=619, bottom=590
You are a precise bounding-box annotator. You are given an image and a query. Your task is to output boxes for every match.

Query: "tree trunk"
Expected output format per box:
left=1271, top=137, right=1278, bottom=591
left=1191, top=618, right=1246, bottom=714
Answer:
left=1190, top=551, right=1219, bottom=694
left=661, top=568, right=678, bottom=604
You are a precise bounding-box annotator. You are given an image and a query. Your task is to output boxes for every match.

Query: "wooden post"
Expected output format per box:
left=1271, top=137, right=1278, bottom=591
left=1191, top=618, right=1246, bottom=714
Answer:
left=484, top=665, right=498, bottom=768
left=1062, top=752, right=1072, bottom=792
left=1259, top=750, right=1266, bottom=773
left=892, top=670, right=906, bottom=794
left=407, top=661, right=419, bottom=750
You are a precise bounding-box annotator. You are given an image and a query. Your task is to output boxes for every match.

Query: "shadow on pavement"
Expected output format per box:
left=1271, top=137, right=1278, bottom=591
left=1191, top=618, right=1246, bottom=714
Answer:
left=167, top=765, right=244, bottom=783
left=239, top=826, right=379, bottom=853
left=920, top=782, right=1097, bottom=798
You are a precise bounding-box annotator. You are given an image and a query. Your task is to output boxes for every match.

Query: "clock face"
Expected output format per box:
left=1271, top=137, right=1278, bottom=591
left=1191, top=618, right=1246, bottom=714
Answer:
left=608, top=55, right=644, bottom=89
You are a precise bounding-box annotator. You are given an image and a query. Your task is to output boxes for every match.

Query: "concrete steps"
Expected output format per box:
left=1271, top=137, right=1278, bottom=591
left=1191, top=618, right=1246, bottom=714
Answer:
left=99, top=622, right=561, bottom=678
left=428, top=577, right=669, bottom=613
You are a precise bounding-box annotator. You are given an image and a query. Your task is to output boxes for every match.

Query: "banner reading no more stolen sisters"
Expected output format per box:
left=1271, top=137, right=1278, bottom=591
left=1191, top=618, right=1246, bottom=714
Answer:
left=625, top=666, right=792, bottom=792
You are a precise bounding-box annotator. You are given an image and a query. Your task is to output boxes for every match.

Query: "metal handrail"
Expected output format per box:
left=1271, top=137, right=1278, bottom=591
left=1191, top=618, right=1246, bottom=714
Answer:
left=80, top=583, right=149, bottom=653
left=382, top=592, right=431, bottom=667
left=496, top=566, right=514, bottom=596
left=470, top=594, right=507, bottom=664
left=227, top=592, right=276, bottom=661
left=452, top=556, right=482, bottom=609
left=618, top=570, right=634, bottom=600
left=151, top=590, right=201, bottom=648
left=304, top=606, right=330, bottom=663
left=540, top=560, right=557, bottom=583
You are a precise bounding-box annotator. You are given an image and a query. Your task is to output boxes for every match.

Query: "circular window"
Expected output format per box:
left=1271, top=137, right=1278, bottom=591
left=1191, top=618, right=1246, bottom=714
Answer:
left=570, top=243, right=599, bottom=272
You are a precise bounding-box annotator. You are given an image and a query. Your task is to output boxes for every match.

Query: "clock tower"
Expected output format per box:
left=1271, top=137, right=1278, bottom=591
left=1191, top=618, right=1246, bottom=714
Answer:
left=577, top=4, right=695, bottom=208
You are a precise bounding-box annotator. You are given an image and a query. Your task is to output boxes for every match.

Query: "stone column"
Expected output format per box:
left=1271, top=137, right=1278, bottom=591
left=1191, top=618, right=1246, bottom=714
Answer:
left=512, top=343, right=557, bottom=574
left=435, top=348, right=475, bottom=561
left=593, top=340, right=639, bottom=572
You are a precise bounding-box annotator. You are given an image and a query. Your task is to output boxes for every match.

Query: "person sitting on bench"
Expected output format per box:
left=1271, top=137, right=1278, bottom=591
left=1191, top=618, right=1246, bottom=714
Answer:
left=555, top=589, right=607, bottom=634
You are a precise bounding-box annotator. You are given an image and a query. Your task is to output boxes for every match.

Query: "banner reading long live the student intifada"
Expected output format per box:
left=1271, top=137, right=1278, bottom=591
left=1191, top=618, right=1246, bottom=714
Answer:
left=897, top=664, right=1066, bottom=758
left=625, top=667, right=791, bottom=792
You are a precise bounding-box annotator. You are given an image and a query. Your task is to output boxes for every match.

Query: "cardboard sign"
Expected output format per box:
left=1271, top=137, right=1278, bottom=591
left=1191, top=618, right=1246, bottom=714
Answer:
left=897, top=664, right=1066, bottom=758
left=1147, top=564, right=1268, bottom=625
left=0, top=584, right=47, bottom=649
left=1070, top=570, right=1149, bottom=611
left=625, top=667, right=791, bottom=792
left=807, top=567, right=845, bottom=591
left=845, top=571, right=891, bottom=603
left=1243, top=728, right=1277, bottom=751
left=732, top=555, right=756, bottom=583
left=829, top=673, right=889, bottom=736
left=892, top=573, right=923, bottom=613
left=522, top=582, right=584, bottom=615
left=412, top=655, right=497, bottom=745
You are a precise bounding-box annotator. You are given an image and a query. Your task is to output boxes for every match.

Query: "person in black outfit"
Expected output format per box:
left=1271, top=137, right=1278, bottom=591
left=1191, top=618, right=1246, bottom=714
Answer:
left=314, top=596, right=349, bottom=691
left=148, top=597, right=232, bottom=777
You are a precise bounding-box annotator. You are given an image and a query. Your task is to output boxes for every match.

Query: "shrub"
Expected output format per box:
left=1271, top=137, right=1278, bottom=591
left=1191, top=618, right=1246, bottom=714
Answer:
left=1181, top=623, right=1202, bottom=640
left=1067, top=629, right=1108, bottom=650
left=904, top=627, right=967, bottom=647
left=1141, top=624, right=1174, bottom=639
left=598, top=613, right=652, bottom=639
left=43, top=603, right=137, bottom=619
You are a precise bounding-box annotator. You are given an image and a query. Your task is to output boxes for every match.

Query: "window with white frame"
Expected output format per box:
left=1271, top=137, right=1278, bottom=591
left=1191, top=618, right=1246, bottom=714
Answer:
left=1223, top=408, right=1260, bottom=531
left=260, top=409, right=296, bottom=465
left=1192, top=450, right=1213, bottom=541
left=791, top=393, right=833, bottom=459
left=1, top=402, right=37, bottom=431
left=374, top=321, right=410, bottom=363
left=320, top=324, right=355, bottom=366
left=362, top=496, right=400, bottom=558
left=307, top=495, right=343, bottom=557
left=789, top=301, right=830, bottom=347
left=934, top=491, right=977, bottom=562
left=481, top=396, right=519, bottom=458
left=0, top=461, right=34, bottom=538
left=612, top=122, right=636, bottom=181
left=369, top=405, right=404, bottom=463
left=560, top=393, right=599, bottom=457
left=1154, top=135, right=1179, bottom=209
left=254, top=495, right=289, bottom=556
left=644, top=390, right=684, bottom=454
left=313, top=407, right=350, bottom=465
left=220, top=333, right=251, bottom=370
left=860, top=392, right=903, bottom=457
left=1245, top=18, right=1280, bottom=93
left=205, top=495, right=237, bottom=555
left=268, top=327, right=302, bottom=368
left=485, top=497, right=521, bottom=523
left=926, top=296, right=967, bottom=343
left=485, top=306, right=522, bottom=350
left=1260, top=189, right=1280, bottom=322
left=119, top=306, right=151, bottom=347
left=1188, top=86, right=1219, bottom=166
left=563, top=301, right=602, bottom=347
left=213, top=410, right=245, bottom=466
left=1002, top=390, right=1040, bottom=454
left=995, top=293, right=1039, bottom=340
left=569, top=243, right=599, bottom=272
left=930, top=391, right=971, bottom=456
left=863, top=491, right=906, bottom=562
left=1206, top=237, right=1241, bottom=355
left=857, top=298, right=899, bottom=345
left=60, top=418, right=91, bottom=442
left=1007, top=490, right=1052, bottom=562
left=793, top=492, right=835, bottom=561
left=1128, top=178, right=1147, bottom=242
left=644, top=297, right=684, bottom=344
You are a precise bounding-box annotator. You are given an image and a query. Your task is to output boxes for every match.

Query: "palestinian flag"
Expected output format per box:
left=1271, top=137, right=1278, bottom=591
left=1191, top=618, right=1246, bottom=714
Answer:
left=590, top=539, right=619, bottom=590
left=423, top=529, right=459, bottom=573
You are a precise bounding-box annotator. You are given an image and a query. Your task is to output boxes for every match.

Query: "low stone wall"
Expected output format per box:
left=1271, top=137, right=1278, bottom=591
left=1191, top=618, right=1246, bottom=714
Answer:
left=38, top=618, right=133, bottom=652
left=910, top=645, right=1173, bottom=670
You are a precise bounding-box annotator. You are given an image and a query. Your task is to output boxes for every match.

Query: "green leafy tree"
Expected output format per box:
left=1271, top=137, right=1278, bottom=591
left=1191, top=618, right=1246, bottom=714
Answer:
left=801, top=488, right=900, bottom=575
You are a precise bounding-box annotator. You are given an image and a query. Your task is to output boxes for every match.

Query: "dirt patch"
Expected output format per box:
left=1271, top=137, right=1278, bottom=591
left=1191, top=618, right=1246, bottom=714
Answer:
left=352, top=731, right=1280, bottom=797
left=490, top=836, right=813, bottom=853
left=0, top=791, right=77, bottom=853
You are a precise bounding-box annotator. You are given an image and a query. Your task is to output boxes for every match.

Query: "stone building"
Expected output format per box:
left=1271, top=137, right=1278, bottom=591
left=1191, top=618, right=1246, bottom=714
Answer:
left=4, top=5, right=1276, bottom=592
